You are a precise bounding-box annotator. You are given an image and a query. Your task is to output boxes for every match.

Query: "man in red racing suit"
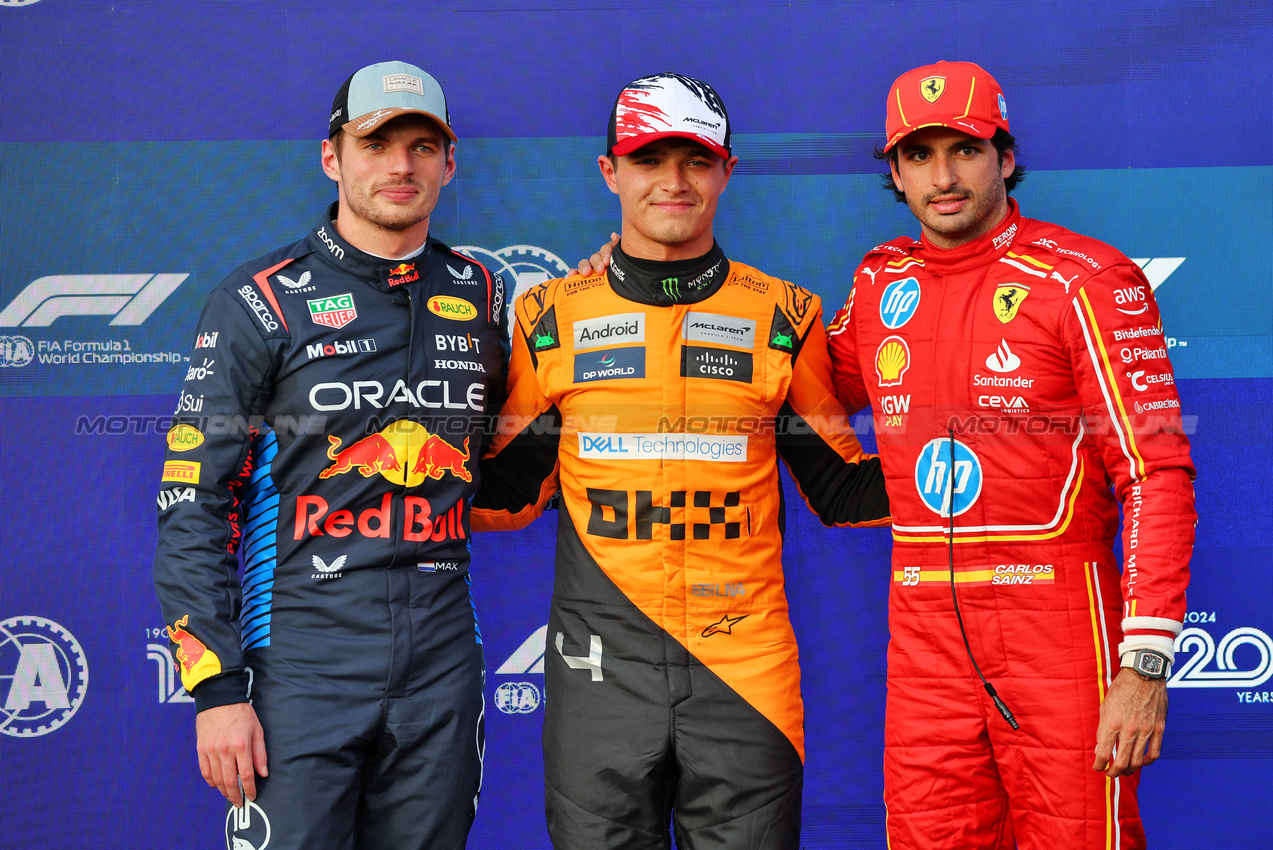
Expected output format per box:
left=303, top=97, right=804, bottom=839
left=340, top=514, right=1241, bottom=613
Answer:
left=826, top=61, right=1196, bottom=849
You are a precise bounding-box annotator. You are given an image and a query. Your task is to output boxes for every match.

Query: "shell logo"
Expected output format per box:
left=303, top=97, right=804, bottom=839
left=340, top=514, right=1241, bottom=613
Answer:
left=428, top=296, right=477, bottom=321
left=875, top=335, right=910, bottom=387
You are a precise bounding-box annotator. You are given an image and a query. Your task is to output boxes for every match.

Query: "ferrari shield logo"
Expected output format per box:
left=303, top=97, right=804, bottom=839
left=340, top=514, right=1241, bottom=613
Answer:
left=920, top=76, right=946, bottom=103
left=993, top=285, right=1030, bottom=323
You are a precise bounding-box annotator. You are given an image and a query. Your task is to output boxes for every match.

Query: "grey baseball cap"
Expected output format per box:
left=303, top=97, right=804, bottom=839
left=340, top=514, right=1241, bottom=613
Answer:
left=329, top=60, right=455, bottom=141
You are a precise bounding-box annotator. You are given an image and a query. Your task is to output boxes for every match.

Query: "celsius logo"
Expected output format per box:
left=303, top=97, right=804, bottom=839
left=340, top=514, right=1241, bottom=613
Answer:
left=494, top=682, right=542, bottom=715
left=1169, top=627, right=1273, bottom=689
left=226, top=799, right=272, bottom=850
left=985, top=339, right=1021, bottom=373
left=0, top=616, right=89, bottom=737
left=0, top=335, right=35, bottom=367
left=0, top=275, right=189, bottom=327
left=879, top=277, right=921, bottom=329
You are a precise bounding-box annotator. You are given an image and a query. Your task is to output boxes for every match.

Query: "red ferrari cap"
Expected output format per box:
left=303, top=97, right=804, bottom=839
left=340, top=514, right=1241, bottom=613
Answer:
left=884, top=61, right=1009, bottom=151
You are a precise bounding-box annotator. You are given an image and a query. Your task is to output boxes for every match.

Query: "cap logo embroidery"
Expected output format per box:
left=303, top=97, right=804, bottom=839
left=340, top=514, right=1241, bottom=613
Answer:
left=920, top=76, right=946, bottom=103
left=356, top=109, right=394, bottom=130
left=383, top=73, right=425, bottom=95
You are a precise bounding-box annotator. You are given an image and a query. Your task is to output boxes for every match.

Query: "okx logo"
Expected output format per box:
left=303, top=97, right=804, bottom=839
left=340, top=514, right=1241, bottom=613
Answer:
left=0, top=616, right=89, bottom=737
left=0, top=275, right=188, bottom=326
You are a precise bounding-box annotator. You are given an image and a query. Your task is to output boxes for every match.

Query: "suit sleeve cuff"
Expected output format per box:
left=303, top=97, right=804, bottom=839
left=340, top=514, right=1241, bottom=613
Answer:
left=192, top=669, right=251, bottom=712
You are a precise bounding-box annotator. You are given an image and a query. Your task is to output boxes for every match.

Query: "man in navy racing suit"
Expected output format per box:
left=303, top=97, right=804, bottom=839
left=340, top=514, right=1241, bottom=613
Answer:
left=152, top=60, right=507, bottom=850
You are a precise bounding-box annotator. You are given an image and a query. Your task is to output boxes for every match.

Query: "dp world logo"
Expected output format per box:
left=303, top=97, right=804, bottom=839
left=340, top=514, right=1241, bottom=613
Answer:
left=915, top=438, right=983, bottom=517
left=0, top=616, right=89, bottom=737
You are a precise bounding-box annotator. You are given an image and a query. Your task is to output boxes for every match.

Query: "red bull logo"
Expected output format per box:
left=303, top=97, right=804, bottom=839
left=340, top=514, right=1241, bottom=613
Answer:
left=319, top=420, right=471, bottom=485
left=387, top=262, right=420, bottom=286
left=412, top=434, right=472, bottom=482
left=166, top=615, right=206, bottom=673
left=295, top=493, right=466, bottom=543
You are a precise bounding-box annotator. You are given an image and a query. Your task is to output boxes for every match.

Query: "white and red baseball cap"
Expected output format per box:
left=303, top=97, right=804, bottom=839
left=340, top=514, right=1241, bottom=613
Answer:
left=607, top=72, right=731, bottom=158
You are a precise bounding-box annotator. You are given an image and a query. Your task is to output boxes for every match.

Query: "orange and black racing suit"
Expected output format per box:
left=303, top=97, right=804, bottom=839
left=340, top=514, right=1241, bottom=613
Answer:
left=473, top=242, right=889, bottom=849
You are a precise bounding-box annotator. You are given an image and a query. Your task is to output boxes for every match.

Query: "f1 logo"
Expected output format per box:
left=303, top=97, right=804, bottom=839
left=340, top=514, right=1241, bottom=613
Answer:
left=0, top=274, right=189, bottom=327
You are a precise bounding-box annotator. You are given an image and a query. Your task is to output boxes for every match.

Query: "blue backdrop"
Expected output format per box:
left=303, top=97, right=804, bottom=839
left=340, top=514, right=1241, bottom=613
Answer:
left=2, top=1, right=1270, bottom=848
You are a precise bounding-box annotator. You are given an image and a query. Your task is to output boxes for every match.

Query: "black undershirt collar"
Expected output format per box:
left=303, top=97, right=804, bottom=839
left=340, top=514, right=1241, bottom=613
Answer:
left=606, top=241, right=730, bottom=306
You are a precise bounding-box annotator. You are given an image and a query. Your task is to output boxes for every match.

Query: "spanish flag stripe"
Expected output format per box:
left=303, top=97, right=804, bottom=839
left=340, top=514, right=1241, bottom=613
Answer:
left=1006, top=250, right=1054, bottom=270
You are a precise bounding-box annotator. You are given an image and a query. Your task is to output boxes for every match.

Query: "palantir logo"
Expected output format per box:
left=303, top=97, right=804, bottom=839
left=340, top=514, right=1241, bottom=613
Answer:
left=0, top=274, right=188, bottom=327
left=0, top=616, right=89, bottom=737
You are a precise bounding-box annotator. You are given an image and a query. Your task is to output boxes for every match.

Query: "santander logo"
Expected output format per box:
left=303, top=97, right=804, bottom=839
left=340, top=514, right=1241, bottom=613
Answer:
left=985, top=339, right=1021, bottom=373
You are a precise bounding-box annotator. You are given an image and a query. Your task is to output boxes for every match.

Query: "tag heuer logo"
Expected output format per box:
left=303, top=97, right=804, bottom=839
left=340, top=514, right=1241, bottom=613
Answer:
left=920, top=76, right=946, bottom=103
left=307, top=293, right=357, bottom=329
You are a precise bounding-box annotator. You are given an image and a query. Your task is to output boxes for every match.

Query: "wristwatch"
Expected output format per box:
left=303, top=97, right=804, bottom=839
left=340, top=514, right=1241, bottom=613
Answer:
left=1121, top=649, right=1170, bottom=680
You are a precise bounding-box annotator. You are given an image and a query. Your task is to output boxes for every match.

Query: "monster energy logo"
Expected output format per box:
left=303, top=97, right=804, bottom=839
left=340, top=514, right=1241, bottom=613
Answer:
left=661, top=277, right=680, bottom=299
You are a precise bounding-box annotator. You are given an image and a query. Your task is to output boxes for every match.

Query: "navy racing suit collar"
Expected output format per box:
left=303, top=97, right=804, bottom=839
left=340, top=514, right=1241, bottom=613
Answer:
left=305, top=202, right=435, bottom=291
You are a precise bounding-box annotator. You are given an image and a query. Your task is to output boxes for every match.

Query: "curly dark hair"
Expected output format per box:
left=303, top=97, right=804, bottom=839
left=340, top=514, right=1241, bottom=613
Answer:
left=872, top=128, right=1026, bottom=202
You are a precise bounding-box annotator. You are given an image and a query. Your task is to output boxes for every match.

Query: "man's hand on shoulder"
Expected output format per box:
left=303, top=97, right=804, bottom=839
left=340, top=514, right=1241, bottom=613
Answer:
left=196, top=702, right=268, bottom=807
left=567, top=232, right=619, bottom=278
left=1093, top=667, right=1168, bottom=777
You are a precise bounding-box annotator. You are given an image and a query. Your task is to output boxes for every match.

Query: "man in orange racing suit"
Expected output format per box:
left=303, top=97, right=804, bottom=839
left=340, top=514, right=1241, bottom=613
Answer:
left=826, top=61, right=1196, bottom=849
left=472, top=73, right=890, bottom=849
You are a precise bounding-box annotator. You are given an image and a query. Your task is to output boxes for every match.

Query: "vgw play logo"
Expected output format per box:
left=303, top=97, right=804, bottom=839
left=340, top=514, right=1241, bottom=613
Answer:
left=0, top=616, right=89, bottom=737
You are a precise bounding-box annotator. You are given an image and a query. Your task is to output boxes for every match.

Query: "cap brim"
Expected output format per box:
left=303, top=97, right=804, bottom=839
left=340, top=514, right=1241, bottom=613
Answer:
left=885, top=116, right=999, bottom=151
left=343, top=107, right=457, bottom=142
left=611, top=131, right=730, bottom=159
